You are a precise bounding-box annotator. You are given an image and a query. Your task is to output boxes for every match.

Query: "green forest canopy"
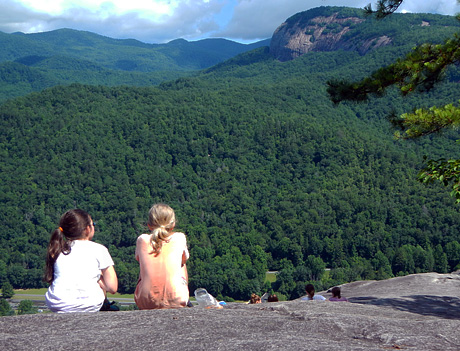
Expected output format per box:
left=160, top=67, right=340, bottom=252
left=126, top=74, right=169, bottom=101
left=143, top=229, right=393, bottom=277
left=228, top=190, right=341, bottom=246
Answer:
left=1, top=7, right=460, bottom=301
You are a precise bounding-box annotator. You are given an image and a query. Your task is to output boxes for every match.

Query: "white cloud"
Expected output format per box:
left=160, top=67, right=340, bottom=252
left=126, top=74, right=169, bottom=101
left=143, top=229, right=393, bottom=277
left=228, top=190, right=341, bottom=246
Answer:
left=0, top=0, right=225, bottom=42
left=215, top=0, right=369, bottom=41
left=397, top=0, right=460, bottom=15
left=13, top=0, right=175, bottom=16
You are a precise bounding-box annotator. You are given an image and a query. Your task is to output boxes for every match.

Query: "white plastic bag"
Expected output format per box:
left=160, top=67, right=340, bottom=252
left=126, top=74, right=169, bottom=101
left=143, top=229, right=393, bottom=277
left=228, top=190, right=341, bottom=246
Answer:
left=194, top=288, right=222, bottom=309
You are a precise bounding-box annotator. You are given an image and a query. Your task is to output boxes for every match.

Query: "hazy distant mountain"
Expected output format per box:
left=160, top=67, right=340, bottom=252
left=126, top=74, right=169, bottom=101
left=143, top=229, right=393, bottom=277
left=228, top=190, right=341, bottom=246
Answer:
left=1, top=29, right=270, bottom=72
left=0, top=28, right=270, bottom=101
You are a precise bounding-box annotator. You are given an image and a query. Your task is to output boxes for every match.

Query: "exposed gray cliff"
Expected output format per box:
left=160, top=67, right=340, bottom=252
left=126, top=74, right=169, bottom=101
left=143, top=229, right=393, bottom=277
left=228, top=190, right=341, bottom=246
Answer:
left=270, top=9, right=392, bottom=61
left=1, top=272, right=460, bottom=350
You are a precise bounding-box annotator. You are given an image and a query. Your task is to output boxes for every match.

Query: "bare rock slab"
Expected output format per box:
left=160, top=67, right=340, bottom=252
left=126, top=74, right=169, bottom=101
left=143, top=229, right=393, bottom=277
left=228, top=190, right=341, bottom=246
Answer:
left=1, top=272, right=460, bottom=350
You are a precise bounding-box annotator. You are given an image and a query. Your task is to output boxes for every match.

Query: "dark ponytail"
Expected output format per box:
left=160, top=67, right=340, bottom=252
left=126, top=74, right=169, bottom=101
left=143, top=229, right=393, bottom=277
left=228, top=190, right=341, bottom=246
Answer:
left=44, top=209, right=92, bottom=284
left=44, top=228, right=68, bottom=284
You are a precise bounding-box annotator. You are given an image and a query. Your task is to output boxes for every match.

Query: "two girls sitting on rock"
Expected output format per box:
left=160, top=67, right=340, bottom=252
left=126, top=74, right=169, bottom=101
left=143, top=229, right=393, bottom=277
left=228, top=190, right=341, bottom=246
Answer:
left=45, top=203, right=189, bottom=313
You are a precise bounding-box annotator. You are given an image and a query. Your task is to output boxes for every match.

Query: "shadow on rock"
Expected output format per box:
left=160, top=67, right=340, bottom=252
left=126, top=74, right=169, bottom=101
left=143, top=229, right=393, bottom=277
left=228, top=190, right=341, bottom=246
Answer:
left=349, top=295, right=460, bottom=320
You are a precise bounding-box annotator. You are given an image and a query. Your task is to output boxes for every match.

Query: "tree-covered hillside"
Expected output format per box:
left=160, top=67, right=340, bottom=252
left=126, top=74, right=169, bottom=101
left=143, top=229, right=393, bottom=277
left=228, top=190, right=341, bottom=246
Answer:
left=0, top=29, right=269, bottom=103
left=1, top=7, right=460, bottom=301
left=1, top=29, right=269, bottom=71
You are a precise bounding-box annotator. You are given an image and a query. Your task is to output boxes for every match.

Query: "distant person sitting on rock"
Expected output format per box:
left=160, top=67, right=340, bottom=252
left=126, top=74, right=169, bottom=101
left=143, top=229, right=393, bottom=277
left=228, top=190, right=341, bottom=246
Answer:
left=329, top=286, right=348, bottom=302
left=267, top=294, right=279, bottom=302
left=44, top=209, right=118, bottom=313
left=301, top=283, right=326, bottom=301
left=249, top=293, right=262, bottom=304
left=134, top=203, right=189, bottom=309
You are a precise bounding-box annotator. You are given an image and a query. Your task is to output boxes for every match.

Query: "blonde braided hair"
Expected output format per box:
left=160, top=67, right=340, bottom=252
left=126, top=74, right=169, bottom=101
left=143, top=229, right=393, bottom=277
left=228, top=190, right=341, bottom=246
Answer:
left=148, top=203, right=176, bottom=255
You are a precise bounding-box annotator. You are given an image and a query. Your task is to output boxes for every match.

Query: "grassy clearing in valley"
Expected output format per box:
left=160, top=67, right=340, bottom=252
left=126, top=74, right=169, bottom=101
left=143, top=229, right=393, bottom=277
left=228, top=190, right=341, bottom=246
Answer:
left=9, top=289, right=134, bottom=300
left=265, top=271, right=277, bottom=283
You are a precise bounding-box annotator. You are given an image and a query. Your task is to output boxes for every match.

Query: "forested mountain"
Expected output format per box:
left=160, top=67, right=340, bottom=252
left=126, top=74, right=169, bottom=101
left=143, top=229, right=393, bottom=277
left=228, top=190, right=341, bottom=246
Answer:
left=0, top=28, right=269, bottom=102
left=1, top=28, right=268, bottom=70
left=1, top=7, right=460, bottom=301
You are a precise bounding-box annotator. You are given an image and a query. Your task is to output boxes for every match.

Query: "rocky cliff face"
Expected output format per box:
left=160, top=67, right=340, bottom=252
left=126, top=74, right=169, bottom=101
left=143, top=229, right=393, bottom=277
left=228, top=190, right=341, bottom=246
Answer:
left=270, top=11, right=392, bottom=61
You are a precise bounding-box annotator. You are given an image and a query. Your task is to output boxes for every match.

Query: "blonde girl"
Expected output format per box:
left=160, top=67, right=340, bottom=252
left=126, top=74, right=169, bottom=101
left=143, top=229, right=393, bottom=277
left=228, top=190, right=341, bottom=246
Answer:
left=44, top=209, right=118, bottom=313
left=134, top=204, right=189, bottom=309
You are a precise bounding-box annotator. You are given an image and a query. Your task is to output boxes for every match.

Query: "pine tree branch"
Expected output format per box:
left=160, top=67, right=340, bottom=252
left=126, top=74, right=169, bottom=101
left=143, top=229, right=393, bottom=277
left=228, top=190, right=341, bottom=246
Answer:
left=329, top=33, right=460, bottom=102
left=392, top=103, right=460, bottom=139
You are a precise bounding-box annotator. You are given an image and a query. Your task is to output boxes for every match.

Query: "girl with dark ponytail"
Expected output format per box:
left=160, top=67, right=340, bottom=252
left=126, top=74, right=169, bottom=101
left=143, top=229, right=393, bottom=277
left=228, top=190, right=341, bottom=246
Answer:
left=44, top=209, right=118, bottom=313
left=134, top=203, right=189, bottom=309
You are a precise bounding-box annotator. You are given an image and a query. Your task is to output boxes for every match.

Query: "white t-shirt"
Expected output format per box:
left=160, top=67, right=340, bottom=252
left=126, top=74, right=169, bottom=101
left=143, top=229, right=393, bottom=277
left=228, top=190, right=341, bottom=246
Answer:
left=45, top=240, right=114, bottom=313
left=301, top=294, right=326, bottom=301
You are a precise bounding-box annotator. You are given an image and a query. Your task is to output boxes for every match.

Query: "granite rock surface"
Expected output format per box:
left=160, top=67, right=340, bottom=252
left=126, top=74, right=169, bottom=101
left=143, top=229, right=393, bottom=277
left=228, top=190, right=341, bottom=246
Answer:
left=1, top=272, right=460, bottom=350
left=269, top=11, right=393, bottom=61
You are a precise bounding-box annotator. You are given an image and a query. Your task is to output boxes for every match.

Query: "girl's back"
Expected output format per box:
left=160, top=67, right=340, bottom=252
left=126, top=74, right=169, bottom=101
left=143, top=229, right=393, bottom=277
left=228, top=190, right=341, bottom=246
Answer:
left=44, top=209, right=117, bottom=313
left=46, top=240, right=113, bottom=312
left=134, top=232, right=189, bottom=309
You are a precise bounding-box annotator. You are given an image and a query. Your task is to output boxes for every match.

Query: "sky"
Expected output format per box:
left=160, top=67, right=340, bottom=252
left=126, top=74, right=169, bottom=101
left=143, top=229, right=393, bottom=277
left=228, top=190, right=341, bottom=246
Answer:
left=1, top=0, right=460, bottom=44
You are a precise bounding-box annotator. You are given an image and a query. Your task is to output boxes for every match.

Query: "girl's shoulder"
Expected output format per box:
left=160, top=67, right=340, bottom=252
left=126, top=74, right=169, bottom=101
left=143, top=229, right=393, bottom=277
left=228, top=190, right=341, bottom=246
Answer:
left=136, top=232, right=186, bottom=244
left=169, top=232, right=187, bottom=242
left=171, top=231, right=186, bottom=238
left=75, top=239, right=107, bottom=249
left=71, top=240, right=110, bottom=257
left=137, top=233, right=152, bottom=243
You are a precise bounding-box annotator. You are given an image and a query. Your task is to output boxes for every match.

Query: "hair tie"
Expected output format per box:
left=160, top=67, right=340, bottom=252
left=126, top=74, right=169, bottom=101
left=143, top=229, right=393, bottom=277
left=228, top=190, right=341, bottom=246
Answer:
left=160, top=225, right=166, bottom=229
left=59, top=227, right=63, bottom=232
